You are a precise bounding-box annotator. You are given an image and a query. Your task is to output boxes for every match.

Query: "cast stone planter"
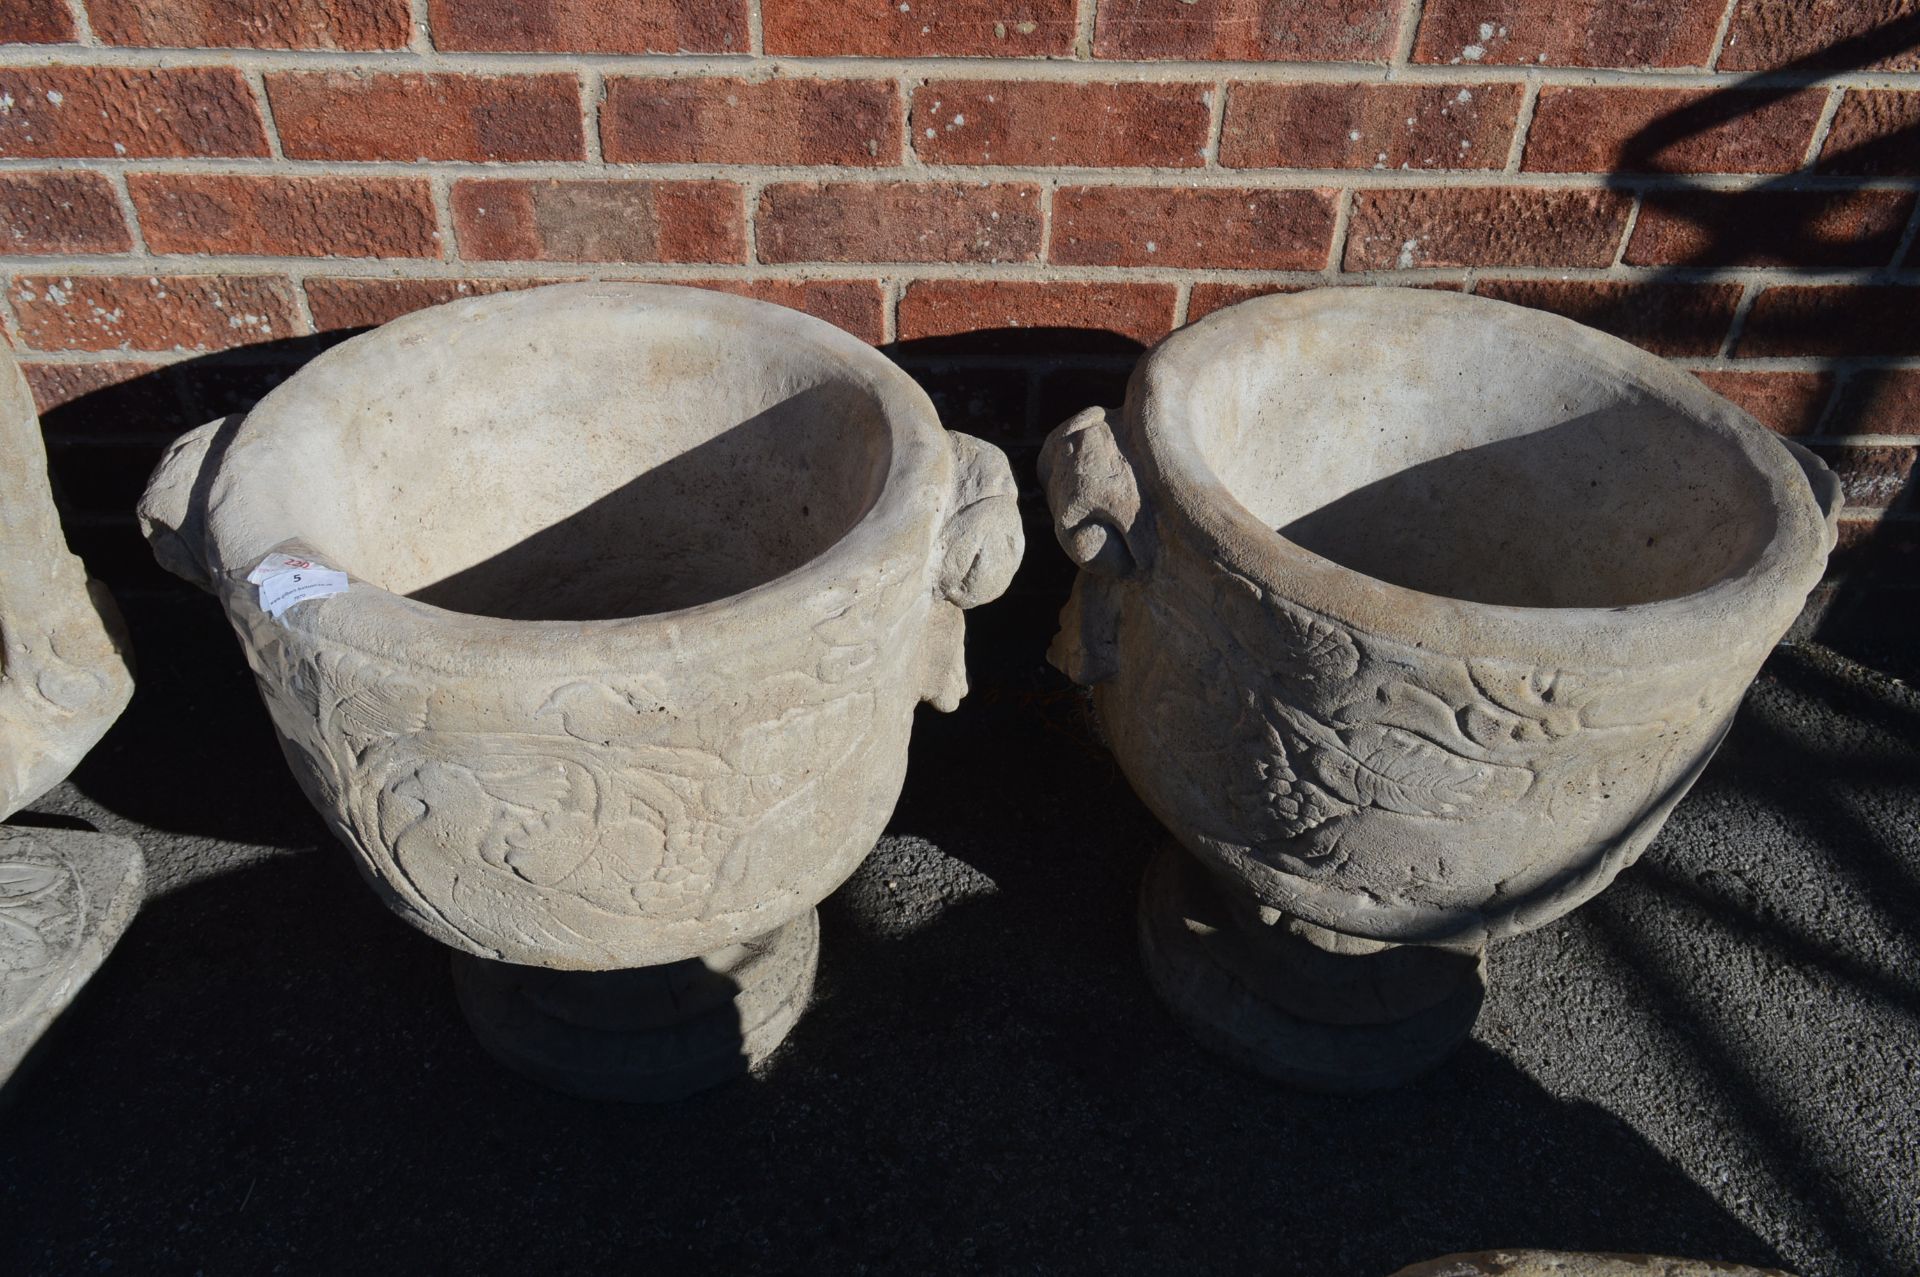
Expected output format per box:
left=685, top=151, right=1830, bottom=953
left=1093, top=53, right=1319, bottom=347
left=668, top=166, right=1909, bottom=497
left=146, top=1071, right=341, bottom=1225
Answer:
left=140, top=284, right=1023, bottom=1100
left=1040, top=289, right=1839, bottom=1091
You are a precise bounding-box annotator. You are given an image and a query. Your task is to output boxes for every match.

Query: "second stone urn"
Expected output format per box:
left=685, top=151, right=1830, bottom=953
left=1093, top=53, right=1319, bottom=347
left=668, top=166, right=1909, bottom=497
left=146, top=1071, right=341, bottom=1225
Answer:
left=1042, top=289, right=1838, bottom=1091
left=140, top=284, right=1022, bottom=1100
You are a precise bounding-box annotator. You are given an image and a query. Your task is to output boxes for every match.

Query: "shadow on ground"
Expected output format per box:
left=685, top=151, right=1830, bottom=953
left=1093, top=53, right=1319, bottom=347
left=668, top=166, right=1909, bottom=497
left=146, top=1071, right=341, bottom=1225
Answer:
left=5, top=584, right=1916, bottom=1274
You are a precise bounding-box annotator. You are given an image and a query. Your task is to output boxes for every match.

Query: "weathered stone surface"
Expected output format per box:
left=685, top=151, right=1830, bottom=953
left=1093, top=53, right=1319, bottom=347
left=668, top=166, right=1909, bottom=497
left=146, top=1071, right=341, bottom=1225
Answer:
left=1390, top=1251, right=1792, bottom=1276
left=139, top=283, right=1023, bottom=1096
left=1, top=344, right=134, bottom=819
left=1041, top=289, right=1836, bottom=1089
left=0, top=828, right=143, bottom=1090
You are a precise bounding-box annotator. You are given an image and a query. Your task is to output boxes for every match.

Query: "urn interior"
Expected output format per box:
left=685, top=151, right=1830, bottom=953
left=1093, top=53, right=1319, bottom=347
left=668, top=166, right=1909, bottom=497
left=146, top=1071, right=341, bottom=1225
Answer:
left=254, top=303, right=893, bottom=622
left=1182, top=309, right=1781, bottom=610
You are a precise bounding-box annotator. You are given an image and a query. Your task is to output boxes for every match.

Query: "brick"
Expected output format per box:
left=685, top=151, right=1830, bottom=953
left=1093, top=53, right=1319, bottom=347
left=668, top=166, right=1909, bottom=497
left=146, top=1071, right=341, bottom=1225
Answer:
left=764, top=0, right=1074, bottom=57
left=22, top=362, right=184, bottom=440
left=1189, top=283, right=1308, bottom=321
left=1093, top=0, right=1402, bottom=62
left=429, top=0, right=746, bottom=52
left=1809, top=444, right=1916, bottom=510
left=1, top=0, right=77, bottom=43
left=171, top=360, right=312, bottom=420
left=1830, top=370, right=1920, bottom=438
left=1693, top=372, right=1836, bottom=437
left=1819, top=91, right=1920, bottom=177
left=1037, top=366, right=1133, bottom=425
left=1221, top=83, right=1520, bottom=170
left=24, top=361, right=157, bottom=416
left=130, top=175, right=439, bottom=259
left=9, top=275, right=303, bottom=352
left=452, top=179, right=744, bottom=263
left=46, top=439, right=174, bottom=514
left=1829, top=516, right=1920, bottom=582
left=1413, top=0, right=1724, bottom=67
left=1345, top=189, right=1632, bottom=270
left=267, top=72, right=584, bottom=162
left=903, top=365, right=1033, bottom=442
left=603, top=77, right=900, bottom=166
left=0, top=67, right=267, bottom=159
left=1523, top=87, right=1826, bottom=174
left=654, top=280, right=889, bottom=346
left=899, top=281, right=1178, bottom=353
left=1, top=173, right=132, bottom=254
left=306, top=278, right=572, bottom=332
left=88, top=0, right=410, bottom=49
left=913, top=81, right=1212, bottom=168
left=1720, top=0, right=1920, bottom=72
left=1051, top=186, right=1337, bottom=270
left=1626, top=190, right=1916, bottom=269
left=1472, top=280, right=1741, bottom=357
left=1187, top=280, right=1460, bottom=322
left=1740, top=287, right=1920, bottom=358
left=757, top=183, right=1041, bottom=265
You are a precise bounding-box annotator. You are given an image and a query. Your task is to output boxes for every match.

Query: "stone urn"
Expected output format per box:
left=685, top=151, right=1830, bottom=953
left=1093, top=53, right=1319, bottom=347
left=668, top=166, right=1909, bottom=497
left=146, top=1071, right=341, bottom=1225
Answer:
left=1040, top=289, right=1838, bottom=1091
left=139, top=284, right=1023, bottom=1100
left=1, top=341, right=142, bottom=1089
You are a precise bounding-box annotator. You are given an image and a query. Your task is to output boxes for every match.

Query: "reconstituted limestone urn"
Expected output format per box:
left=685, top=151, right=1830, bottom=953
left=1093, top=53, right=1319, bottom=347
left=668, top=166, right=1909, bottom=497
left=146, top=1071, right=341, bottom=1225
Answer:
left=1041, top=289, right=1839, bottom=1091
left=140, top=284, right=1023, bottom=1100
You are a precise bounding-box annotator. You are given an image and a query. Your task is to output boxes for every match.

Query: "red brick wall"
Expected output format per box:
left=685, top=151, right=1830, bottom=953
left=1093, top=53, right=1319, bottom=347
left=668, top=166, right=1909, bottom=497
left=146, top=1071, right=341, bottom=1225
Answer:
left=2, top=0, right=1915, bottom=616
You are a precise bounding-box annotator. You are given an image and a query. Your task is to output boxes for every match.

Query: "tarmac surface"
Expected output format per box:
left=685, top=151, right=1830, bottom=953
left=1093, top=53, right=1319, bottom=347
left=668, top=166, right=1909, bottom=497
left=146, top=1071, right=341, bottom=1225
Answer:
left=1, top=579, right=1915, bottom=1277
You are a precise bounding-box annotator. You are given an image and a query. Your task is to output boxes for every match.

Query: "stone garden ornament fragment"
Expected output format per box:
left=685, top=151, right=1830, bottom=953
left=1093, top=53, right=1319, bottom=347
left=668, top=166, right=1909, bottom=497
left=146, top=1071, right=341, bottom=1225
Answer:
left=1, top=341, right=141, bottom=1088
left=140, top=284, right=1023, bottom=1101
left=1041, top=289, right=1839, bottom=1091
left=1389, top=1251, right=1792, bottom=1277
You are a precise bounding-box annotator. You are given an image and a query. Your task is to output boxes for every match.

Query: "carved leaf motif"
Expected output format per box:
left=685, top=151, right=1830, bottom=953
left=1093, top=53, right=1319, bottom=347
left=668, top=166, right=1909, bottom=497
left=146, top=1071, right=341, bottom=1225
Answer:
left=336, top=678, right=431, bottom=742
left=0, top=859, right=70, bottom=973
left=1213, top=569, right=1361, bottom=686
left=0, top=861, right=63, bottom=902
left=1272, top=606, right=1361, bottom=682
left=468, top=756, right=578, bottom=814
left=1313, top=723, right=1532, bottom=818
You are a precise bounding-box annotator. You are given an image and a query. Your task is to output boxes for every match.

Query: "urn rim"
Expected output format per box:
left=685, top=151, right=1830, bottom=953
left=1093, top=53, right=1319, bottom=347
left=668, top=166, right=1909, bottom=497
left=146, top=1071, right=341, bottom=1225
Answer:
left=1127, top=288, right=1834, bottom=667
left=199, top=283, right=952, bottom=676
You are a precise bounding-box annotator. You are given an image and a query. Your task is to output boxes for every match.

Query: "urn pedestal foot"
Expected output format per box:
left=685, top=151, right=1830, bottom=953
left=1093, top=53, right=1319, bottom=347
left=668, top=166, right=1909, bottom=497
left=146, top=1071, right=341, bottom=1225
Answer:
left=1138, top=846, right=1484, bottom=1092
left=450, top=908, right=819, bottom=1103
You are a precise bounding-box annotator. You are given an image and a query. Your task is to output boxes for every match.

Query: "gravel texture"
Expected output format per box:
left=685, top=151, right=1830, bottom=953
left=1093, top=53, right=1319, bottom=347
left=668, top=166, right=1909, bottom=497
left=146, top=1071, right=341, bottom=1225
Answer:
left=1, top=586, right=1915, bottom=1276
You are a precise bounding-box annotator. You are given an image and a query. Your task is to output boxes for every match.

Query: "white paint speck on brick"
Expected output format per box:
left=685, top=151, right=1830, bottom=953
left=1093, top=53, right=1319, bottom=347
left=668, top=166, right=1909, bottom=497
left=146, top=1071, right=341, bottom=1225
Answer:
left=1397, top=239, right=1420, bottom=269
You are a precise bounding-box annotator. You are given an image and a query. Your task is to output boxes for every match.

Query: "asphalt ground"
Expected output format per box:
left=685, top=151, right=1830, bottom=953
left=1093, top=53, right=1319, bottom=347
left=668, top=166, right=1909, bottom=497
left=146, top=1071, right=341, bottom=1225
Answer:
left=1, top=577, right=1915, bottom=1277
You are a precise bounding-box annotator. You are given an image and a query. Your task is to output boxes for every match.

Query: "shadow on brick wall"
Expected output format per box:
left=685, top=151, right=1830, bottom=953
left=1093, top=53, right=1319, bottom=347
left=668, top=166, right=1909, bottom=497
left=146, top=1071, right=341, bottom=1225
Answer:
left=1605, top=14, right=1920, bottom=672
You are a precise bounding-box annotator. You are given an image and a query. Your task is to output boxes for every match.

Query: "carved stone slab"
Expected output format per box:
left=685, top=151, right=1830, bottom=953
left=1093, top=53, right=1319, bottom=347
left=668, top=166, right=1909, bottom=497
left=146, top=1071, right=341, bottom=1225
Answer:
left=0, top=826, right=144, bottom=1088
left=0, top=345, right=135, bottom=820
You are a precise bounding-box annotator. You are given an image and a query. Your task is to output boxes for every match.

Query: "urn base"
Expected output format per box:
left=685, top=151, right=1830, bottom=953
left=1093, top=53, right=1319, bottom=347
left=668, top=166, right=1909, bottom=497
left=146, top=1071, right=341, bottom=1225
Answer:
left=450, top=909, right=819, bottom=1103
left=1138, top=846, right=1484, bottom=1092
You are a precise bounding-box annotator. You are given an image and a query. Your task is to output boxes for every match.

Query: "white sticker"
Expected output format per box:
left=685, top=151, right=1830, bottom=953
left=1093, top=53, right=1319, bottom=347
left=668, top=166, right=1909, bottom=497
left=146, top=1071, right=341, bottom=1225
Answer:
left=258, top=567, right=349, bottom=619
left=248, top=552, right=325, bottom=585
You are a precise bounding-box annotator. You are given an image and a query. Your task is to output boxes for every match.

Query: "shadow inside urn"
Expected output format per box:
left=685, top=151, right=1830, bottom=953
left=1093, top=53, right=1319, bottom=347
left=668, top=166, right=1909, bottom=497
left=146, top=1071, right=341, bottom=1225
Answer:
left=1270, top=412, right=1778, bottom=609
left=394, top=384, right=891, bottom=622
